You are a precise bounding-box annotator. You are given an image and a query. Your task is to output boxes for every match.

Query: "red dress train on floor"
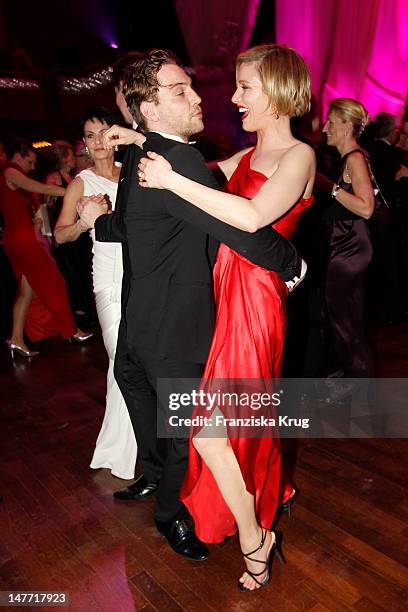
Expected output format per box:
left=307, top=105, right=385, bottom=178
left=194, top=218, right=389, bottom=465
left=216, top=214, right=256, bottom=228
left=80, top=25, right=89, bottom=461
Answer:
left=180, top=148, right=313, bottom=543
left=0, top=163, right=76, bottom=340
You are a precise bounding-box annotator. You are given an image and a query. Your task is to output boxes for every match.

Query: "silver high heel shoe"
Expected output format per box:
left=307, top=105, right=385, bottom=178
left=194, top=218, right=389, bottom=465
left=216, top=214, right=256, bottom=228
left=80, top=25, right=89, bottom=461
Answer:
left=68, top=332, right=93, bottom=344
left=6, top=340, right=40, bottom=358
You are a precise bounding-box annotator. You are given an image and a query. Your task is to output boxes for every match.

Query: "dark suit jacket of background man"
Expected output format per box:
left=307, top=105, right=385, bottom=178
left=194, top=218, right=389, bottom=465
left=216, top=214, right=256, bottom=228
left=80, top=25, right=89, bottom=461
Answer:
left=94, top=132, right=299, bottom=521
left=368, top=139, right=403, bottom=203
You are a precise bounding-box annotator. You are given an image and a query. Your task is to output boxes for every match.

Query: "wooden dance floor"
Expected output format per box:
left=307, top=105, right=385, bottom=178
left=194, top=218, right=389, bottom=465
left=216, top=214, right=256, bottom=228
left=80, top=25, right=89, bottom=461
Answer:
left=0, top=324, right=407, bottom=611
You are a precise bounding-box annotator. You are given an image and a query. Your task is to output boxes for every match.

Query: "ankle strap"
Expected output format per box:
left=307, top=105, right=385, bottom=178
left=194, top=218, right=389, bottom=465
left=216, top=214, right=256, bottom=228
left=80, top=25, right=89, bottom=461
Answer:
left=242, top=529, right=267, bottom=560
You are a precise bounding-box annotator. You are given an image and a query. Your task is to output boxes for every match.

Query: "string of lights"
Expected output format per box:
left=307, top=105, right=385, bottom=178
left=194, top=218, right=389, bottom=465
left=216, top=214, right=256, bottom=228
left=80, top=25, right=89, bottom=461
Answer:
left=59, top=66, right=113, bottom=94
left=0, top=77, right=40, bottom=90
left=0, top=66, right=114, bottom=93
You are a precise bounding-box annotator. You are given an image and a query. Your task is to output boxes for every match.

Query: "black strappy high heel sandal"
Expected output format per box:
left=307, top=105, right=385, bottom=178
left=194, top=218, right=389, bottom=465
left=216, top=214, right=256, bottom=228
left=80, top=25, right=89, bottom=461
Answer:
left=273, top=489, right=297, bottom=529
left=281, top=490, right=297, bottom=518
left=238, top=529, right=285, bottom=592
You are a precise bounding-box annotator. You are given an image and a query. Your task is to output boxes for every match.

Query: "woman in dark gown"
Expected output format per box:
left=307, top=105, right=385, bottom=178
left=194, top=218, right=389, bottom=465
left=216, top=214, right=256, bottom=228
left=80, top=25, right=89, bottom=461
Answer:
left=139, top=45, right=315, bottom=592
left=322, top=98, right=375, bottom=379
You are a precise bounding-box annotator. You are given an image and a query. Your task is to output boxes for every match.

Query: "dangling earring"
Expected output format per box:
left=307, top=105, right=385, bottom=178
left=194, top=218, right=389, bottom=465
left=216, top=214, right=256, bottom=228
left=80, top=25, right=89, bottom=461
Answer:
left=115, top=145, right=119, bottom=152
left=274, top=110, right=279, bottom=120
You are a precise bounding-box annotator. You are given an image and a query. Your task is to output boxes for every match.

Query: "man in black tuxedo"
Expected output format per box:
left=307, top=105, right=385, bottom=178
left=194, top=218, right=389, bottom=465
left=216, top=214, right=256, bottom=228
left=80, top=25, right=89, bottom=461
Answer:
left=367, top=113, right=401, bottom=202
left=78, top=49, right=302, bottom=561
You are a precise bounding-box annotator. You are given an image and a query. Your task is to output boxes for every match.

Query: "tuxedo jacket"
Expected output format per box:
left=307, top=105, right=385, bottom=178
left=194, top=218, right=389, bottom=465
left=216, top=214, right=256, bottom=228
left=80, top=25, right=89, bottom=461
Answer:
left=95, top=132, right=298, bottom=363
left=368, top=139, right=402, bottom=202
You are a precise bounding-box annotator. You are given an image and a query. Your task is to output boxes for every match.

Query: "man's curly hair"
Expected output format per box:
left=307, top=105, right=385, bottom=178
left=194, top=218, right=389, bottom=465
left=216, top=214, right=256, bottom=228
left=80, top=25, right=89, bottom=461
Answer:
left=123, top=49, right=181, bottom=132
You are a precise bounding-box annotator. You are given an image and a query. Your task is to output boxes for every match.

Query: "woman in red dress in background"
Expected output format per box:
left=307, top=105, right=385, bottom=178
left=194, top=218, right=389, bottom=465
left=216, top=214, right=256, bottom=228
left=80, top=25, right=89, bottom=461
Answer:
left=0, top=139, right=92, bottom=357
left=139, top=45, right=315, bottom=592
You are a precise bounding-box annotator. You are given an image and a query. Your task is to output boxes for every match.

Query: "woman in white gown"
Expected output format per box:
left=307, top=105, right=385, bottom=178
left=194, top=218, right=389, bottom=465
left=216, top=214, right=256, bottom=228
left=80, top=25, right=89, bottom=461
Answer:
left=54, top=107, right=137, bottom=480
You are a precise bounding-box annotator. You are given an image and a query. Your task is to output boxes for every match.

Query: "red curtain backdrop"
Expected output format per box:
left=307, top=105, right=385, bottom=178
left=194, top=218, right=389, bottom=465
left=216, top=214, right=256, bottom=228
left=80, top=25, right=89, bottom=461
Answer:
left=174, top=0, right=261, bottom=140
left=174, top=0, right=261, bottom=67
left=173, top=0, right=407, bottom=136
left=276, top=0, right=408, bottom=119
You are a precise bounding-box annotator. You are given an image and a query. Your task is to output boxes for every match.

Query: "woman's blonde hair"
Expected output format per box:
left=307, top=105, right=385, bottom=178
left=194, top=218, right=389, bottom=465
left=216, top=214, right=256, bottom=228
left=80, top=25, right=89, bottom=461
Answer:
left=329, top=98, right=370, bottom=137
left=236, top=44, right=311, bottom=118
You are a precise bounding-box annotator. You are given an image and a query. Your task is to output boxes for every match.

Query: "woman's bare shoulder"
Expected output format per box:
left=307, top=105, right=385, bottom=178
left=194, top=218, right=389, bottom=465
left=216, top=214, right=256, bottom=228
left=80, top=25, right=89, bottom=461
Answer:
left=347, top=148, right=368, bottom=162
left=4, top=166, right=25, bottom=188
left=4, top=165, right=22, bottom=178
left=346, top=149, right=370, bottom=173
left=286, top=140, right=315, bottom=159
left=64, top=176, right=84, bottom=197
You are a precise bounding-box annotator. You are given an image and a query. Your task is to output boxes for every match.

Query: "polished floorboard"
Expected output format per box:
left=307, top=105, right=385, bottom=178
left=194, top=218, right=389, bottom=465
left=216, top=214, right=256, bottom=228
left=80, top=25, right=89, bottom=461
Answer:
left=0, top=324, right=407, bottom=611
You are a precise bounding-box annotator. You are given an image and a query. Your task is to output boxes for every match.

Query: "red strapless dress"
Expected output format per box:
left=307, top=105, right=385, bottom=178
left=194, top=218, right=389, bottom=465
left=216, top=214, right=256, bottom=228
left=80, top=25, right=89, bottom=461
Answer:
left=180, top=148, right=313, bottom=543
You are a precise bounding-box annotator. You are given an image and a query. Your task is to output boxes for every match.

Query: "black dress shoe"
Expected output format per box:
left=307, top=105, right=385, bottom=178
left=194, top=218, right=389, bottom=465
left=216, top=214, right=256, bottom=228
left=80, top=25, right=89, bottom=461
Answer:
left=113, top=474, right=158, bottom=500
left=155, top=517, right=209, bottom=561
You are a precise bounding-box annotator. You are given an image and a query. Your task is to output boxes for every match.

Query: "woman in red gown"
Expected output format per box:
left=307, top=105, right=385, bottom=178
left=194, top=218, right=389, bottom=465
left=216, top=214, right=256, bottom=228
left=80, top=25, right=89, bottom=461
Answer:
left=139, top=45, right=315, bottom=591
left=0, top=139, right=91, bottom=356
